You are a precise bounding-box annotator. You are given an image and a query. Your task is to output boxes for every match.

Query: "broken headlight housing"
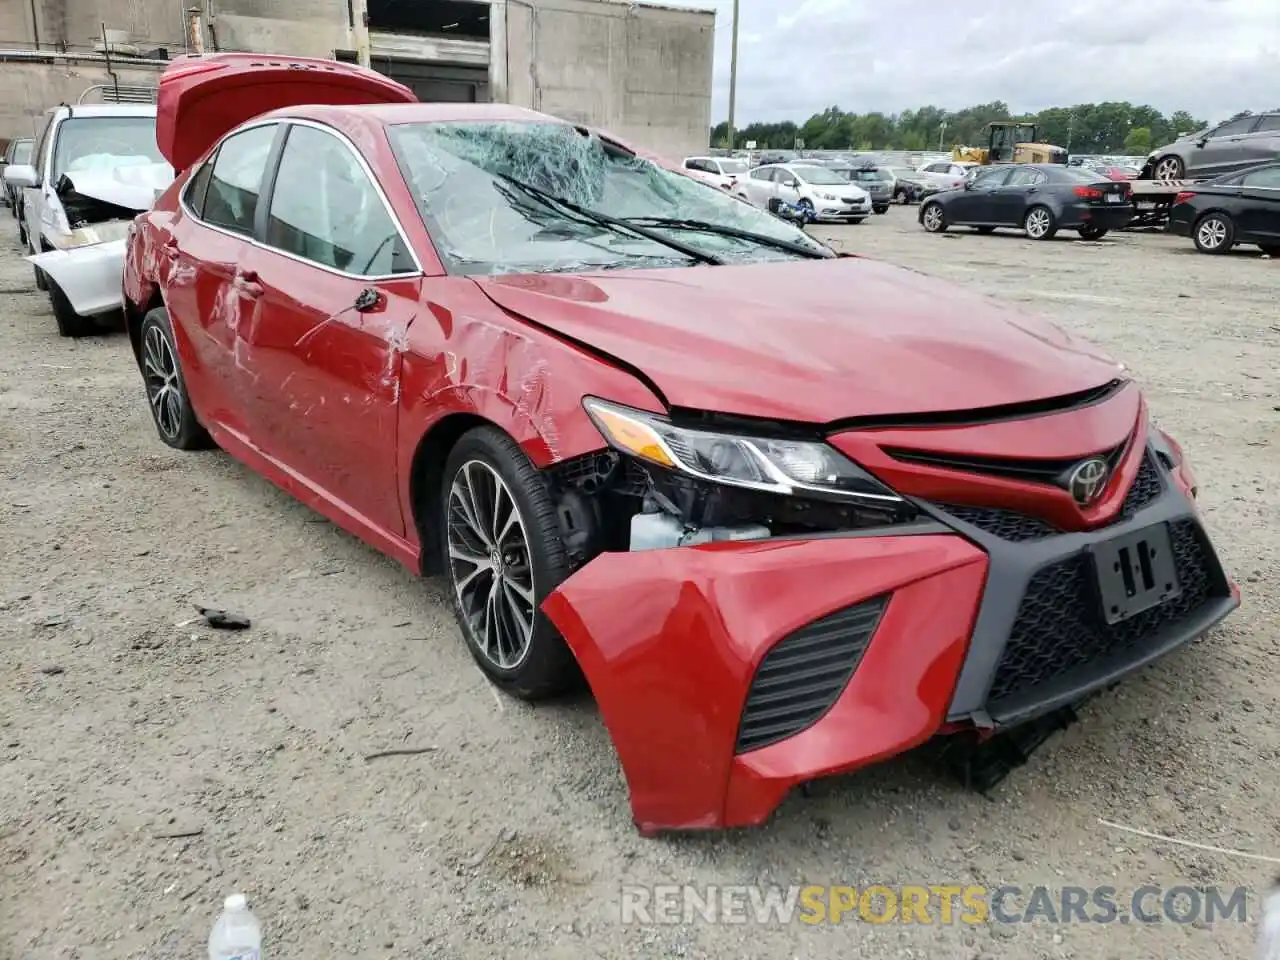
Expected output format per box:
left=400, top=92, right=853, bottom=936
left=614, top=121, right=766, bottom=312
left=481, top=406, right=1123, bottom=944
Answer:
left=582, top=397, right=905, bottom=507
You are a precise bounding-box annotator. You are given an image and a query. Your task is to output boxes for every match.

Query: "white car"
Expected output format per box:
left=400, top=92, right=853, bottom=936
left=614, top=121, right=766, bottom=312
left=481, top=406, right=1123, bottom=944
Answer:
left=682, top=155, right=750, bottom=190
left=915, top=160, right=980, bottom=193
left=3, top=102, right=173, bottom=337
left=735, top=163, right=872, bottom=222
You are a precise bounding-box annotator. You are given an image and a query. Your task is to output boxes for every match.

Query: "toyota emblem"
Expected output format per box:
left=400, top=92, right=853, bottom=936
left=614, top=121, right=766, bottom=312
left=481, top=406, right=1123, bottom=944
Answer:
left=1067, top=457, right=1110, bottom=505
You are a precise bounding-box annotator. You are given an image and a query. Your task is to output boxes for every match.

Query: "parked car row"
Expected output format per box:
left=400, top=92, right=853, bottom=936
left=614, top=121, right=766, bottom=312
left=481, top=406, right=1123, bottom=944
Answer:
left=914, top=160, right=1280, bottom=256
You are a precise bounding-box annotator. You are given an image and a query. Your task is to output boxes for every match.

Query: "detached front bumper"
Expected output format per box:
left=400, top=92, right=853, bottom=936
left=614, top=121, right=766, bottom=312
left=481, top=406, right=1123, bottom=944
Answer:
left=541, top=446, right=1237, bottom=834
left=27, top=238, right=127, bottom=317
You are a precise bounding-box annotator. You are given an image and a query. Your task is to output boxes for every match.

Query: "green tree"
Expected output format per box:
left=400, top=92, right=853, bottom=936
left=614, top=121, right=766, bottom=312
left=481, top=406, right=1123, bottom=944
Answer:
left=1123, top=126, right=1152, bottom=155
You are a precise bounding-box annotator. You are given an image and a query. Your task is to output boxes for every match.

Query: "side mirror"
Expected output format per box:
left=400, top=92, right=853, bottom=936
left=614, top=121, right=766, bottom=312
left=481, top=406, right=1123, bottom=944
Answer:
left=3, top=164, right=38, bottom=189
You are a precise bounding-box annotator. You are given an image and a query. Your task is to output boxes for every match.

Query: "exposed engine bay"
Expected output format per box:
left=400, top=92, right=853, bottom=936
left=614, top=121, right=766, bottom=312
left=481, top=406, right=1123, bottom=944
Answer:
left=547, top=447, right=916, bottom=569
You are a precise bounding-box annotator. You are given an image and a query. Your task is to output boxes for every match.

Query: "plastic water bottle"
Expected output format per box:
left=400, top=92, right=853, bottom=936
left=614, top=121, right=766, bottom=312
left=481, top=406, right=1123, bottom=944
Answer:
left=208, top=893, right=261, bottom=960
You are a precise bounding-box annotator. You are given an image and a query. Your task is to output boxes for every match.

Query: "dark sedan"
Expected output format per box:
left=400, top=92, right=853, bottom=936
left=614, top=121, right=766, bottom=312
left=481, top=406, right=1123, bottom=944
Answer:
left=919, top=164, right=1133, bottom=240
left=1166, top=162, right=1280, bottom=255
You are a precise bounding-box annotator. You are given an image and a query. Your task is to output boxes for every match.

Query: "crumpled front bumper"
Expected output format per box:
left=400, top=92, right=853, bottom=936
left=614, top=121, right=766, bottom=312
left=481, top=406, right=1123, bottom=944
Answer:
left=540, top=449, right=1237, bottom=835
left=541, top=530, right=990, bottom=833
left=28, top=238, right=127, bottom=317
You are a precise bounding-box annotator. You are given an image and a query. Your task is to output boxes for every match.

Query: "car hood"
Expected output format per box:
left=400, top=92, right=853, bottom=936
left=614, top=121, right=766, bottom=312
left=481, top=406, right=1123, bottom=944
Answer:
left=58, top=161, right=174, bottom=211
left=472, top=257, right=1124, bottom=422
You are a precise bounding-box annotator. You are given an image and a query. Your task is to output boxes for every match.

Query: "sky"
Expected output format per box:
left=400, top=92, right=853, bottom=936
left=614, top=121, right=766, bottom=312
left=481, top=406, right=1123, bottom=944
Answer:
left=658, top=0, right=1280, bottom=126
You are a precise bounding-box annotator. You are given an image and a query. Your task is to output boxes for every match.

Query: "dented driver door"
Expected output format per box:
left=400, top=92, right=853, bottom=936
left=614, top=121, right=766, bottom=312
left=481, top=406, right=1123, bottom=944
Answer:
left=229, top=122, right=423, bottom=540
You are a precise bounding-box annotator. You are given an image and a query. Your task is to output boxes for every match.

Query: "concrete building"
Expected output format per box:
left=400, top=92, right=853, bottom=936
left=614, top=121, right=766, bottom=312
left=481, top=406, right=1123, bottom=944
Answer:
left=0, top=0, right=715, bottom=158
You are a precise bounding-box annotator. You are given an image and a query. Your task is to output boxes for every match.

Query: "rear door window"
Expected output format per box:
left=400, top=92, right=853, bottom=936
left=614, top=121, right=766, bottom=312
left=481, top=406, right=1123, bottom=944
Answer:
left=1003, top=167, right=1043, bottom=187
left=265, top=123, right=412, bottom=277
left=1253, top=115, right=1280, bottom=133
left=202, top=124, right=279, bottom=236
left=1242, top=167, right=1280, bottom=189
left=1210, top=116, right=1259, bottom=138
left=183, top=157, right=215, bottom=218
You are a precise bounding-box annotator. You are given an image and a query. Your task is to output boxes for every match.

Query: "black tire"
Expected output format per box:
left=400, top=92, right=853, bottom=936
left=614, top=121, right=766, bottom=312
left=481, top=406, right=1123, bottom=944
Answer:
left=921, top=201, right=947, bottom=233
left=1023, top=205, right=1058, bottom=240
left=873, top=205, right=888, bottom=214
left=1192, top=213, right=1234, bottom=254
left=439, top=426, right=579, bottom=700
left=138, top=306, right=214, bottom=450
left=18, top=221, right=27, bottom=247
left=49, top=280, right=96, bottom=338
left=1078, top=225, right=1109, bottom=240
left=33, top=264, right=48, bottom=291
left=975, top=226, right=997, bottom=234
left=1260, top=245, right=1280, bottom=257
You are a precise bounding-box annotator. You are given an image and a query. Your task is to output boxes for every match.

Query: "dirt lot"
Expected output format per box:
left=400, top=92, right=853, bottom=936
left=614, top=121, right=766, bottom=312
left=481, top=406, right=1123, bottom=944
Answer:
left=1, top=206, right=1276, bottom=960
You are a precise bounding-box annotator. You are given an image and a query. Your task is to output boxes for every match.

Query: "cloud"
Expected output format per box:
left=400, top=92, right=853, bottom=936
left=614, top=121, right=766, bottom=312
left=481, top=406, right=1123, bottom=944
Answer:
left=658, top=0, right=1280, bottom=125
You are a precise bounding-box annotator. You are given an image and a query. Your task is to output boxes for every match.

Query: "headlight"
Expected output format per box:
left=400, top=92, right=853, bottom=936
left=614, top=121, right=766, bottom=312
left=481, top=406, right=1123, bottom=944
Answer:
left=582, top=397, right=904, bottom=505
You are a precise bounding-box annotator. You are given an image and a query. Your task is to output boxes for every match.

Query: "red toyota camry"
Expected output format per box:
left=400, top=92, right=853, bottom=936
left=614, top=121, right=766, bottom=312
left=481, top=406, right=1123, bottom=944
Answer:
left=123, top=54, right=1239, bottom=835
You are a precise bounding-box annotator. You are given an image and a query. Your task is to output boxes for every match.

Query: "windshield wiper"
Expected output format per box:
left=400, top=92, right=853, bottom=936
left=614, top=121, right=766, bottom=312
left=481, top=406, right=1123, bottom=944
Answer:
left=617, top=217, right=834, bottom=260
left=494, top=174, right=726, bottom=266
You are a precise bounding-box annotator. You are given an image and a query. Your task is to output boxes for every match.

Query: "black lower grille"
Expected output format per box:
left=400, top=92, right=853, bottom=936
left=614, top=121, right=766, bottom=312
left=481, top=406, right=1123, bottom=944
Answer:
left=735, top=596, right=888, bottom=754
left=1121, top=454, right=1162, bottom=516
left=986, top=519, right=1214, bottom=705
left=942, top=505, right=1060, bottom=541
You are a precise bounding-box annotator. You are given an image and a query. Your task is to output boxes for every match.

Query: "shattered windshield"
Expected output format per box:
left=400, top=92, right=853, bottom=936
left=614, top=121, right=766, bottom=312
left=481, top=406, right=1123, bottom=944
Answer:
left=53, top=116, right=164, bottom=178
left=387, top=121, right=830, bottom=275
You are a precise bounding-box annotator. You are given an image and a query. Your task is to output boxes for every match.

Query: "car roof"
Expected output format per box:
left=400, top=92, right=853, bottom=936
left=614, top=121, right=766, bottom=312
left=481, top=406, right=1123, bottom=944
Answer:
left=259, top=101, right=557, bottom=127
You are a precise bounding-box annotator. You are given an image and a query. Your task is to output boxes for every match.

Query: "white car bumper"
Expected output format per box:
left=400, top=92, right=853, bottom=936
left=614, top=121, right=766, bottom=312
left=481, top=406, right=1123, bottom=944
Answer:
left=815, top=201, right=870, bottom=221
left=27, top=239, right=127, bottom=317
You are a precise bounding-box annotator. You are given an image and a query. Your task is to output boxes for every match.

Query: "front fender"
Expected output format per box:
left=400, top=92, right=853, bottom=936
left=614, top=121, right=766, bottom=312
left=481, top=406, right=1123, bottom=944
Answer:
left=28, top=240, right=127, bottom=316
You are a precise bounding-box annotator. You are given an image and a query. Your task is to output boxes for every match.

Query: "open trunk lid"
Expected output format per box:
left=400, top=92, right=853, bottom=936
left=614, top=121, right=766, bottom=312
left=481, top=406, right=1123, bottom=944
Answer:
left=156, top=52, right=417, bottom=171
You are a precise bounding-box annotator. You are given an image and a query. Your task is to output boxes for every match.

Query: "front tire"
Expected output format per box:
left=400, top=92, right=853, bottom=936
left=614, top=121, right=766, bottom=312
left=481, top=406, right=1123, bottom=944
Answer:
left=1193, top=213, right=1234, bottom=254
left=138, top=307, right=213, bottom=450
left=1153, top=155, right=1185, bottom=181
left=440, top=426, right=579, bottom=700
left=1024, top=205, right=1057, bottom=240
left=873, top=205, right=888, bottom=215
left=921, top=202, right=947, bottom=233
left=50, top=280, right=96, bottom=338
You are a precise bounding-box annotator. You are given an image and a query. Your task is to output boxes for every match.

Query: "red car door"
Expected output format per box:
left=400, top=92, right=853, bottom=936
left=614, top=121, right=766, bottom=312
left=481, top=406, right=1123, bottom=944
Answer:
left=230, top=121, right=423, bottom=540
left=162, top=121, right=283, bottom=437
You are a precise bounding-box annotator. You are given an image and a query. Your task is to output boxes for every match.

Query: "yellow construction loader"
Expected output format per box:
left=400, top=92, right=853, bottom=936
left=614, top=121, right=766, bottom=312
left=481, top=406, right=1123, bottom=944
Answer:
left=951, top=122, right=1068, bottom=165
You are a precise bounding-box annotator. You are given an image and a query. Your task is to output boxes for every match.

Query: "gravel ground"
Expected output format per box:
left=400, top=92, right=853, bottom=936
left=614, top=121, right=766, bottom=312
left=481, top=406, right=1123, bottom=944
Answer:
left=0, top=204, right=1276, bottom=960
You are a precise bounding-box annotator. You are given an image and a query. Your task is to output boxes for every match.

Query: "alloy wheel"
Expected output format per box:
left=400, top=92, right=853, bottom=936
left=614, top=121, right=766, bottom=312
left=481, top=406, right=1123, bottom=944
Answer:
left=447, top=460, right=537, bottom=670
left=142, top=324, right=183, bottom=440
left=1197, top=217, right=1227, bottom=251
left=1154, top=156, right=1183, bottom=181
left=922, top=205, right=944, bottom=231
left=1025, top=208, right=1051, bottom=239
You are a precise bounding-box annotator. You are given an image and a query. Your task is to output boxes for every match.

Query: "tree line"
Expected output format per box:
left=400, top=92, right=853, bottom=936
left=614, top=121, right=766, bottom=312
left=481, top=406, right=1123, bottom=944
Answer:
left=711, top=101, right=1231, bottom=155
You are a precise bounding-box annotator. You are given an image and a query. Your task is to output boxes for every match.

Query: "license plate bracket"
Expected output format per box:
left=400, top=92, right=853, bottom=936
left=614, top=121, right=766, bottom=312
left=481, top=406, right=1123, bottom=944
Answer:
left=1088, top=523, right=1181, bottom=625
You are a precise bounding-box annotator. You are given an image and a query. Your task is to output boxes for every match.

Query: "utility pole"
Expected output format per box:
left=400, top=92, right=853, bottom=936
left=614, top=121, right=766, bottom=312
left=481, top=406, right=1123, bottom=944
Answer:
left=351, top=0, right=371, bottom=68
left=726, top=0, right=739, bottom=150
left=938, top=119, right=947, bottom=151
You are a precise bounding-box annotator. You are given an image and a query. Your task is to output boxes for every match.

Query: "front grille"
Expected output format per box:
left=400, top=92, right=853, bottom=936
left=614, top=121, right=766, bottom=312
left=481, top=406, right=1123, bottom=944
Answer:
left=1120, top=454, right=1162, bottom=516
left=937, top=448, right=1167, bottom=542
left=986, top=519, right=1213, bottom=705
left=885, top=443, right=1126, bottom=487
left=941, top=504, right=1060, bottom=541
left=735, top=595, right=888, bottom=753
